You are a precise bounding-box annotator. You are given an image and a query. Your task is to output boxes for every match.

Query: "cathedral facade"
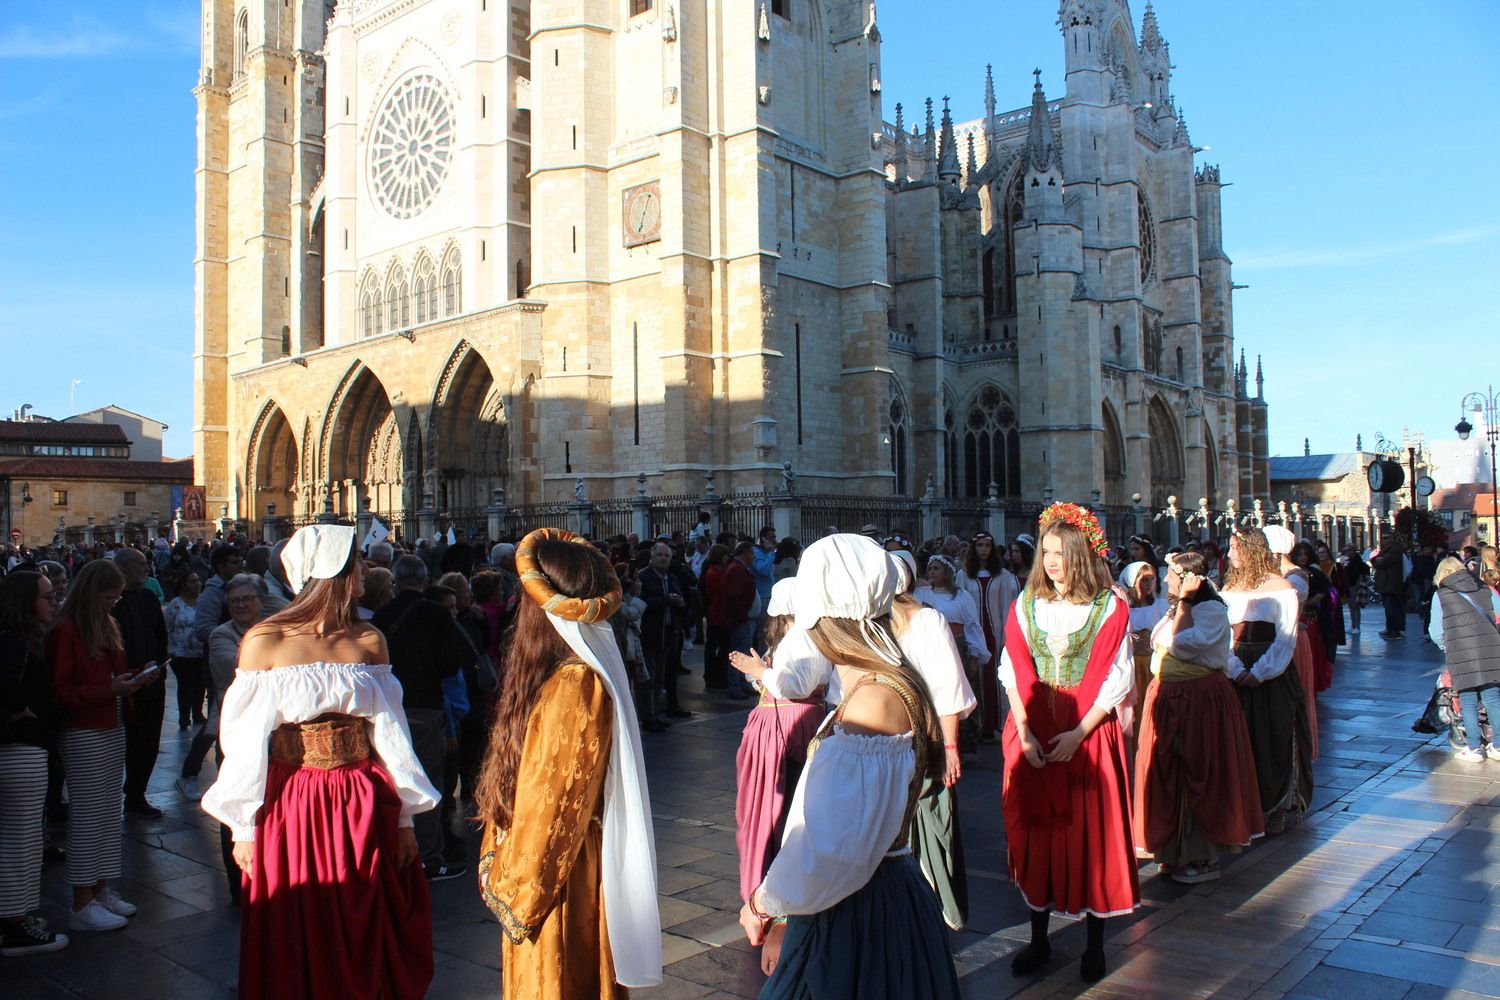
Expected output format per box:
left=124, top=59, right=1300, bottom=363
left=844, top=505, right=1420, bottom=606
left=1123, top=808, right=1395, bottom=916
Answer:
left=194, top=0, right=1268, bottom=529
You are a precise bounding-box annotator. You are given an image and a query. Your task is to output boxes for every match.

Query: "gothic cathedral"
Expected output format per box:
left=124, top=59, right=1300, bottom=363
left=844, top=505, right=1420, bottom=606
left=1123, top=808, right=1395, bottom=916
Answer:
left=194, top=0, right=1268, bottom=527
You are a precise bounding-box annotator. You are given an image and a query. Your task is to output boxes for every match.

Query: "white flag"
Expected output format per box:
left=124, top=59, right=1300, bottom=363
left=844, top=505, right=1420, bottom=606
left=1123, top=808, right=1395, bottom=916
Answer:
left=445, top=526, right=457, bottom=545
left=363, top=516, right=391, bottom=551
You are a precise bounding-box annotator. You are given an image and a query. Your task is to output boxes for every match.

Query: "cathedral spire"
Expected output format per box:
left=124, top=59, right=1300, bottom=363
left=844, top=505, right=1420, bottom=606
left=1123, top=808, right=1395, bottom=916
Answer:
left=965, top=132, right=978, bottom=180
left=984, top=63, right=996, bottom=121
left=937, top=97, right=960, bottom=182
left=893, top=102, right=908, bottom=180
left=1141, top=1, right=1164, bottom=52
left=924, top=97, right=937, bottom=177
left=1255, top=355, right=1264, bottom=401
left=1172, top=103, right=1191, bottom=147
left=1025, top=70, right=1059, bottom=172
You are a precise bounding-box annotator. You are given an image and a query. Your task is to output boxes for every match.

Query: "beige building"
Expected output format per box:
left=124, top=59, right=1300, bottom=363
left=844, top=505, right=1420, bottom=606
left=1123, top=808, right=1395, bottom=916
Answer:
left=0, top=418, right=193, bottom=547
left=195, top=0, right=1269, bottom=534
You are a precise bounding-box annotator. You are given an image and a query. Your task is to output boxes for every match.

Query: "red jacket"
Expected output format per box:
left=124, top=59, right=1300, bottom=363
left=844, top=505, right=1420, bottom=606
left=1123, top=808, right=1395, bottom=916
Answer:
left=49, top=620, right=127, bottom=730
left=715, top=558, right=757, bottom=629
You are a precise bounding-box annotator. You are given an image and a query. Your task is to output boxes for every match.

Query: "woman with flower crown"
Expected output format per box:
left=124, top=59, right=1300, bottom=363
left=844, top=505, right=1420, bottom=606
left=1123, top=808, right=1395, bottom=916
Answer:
left=1001, top=504, right=1139, bottom=985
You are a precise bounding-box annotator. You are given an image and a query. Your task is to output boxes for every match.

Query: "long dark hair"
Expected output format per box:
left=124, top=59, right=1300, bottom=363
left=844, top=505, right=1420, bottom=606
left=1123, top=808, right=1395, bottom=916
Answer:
left=476, top=538, right=617, bottom=830
left=963, top=532, right=1004, bottom=579
left=258, top=537, right=361, bottom=636
left=51, top=559, right=125, bottom=658
left=0, top=571, right=47, bottom=658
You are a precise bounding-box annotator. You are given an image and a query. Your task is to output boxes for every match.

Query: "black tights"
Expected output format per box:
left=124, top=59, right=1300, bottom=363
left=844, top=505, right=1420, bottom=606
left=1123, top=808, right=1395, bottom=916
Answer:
left=1014, top=910, right=1106, bottom=981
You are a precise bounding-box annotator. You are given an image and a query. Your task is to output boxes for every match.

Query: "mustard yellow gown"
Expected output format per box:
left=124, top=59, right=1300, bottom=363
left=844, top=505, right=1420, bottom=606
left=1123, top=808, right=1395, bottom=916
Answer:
left=479, top=661, right=624, bottom=1000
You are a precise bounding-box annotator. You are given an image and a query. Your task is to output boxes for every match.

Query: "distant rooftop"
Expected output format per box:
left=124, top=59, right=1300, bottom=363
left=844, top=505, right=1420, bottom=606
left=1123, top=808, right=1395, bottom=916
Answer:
left=1268, top=453, right=1362, bottom=482
left=0, top=421, right=129, bottom=445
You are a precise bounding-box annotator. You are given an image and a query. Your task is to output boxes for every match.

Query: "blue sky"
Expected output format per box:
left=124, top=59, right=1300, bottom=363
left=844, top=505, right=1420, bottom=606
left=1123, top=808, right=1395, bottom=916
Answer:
left=2, top=0, right=1497, bottom=464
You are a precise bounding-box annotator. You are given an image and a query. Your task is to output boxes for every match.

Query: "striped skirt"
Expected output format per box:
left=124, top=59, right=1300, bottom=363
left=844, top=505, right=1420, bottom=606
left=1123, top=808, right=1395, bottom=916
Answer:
left=59, top=726, right=127, bottom=887
left=0, top=743, right=49, bottom=917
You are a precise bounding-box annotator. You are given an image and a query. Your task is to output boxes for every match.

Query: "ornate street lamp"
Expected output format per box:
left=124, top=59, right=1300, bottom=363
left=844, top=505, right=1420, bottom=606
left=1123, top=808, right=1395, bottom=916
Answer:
left=1456, top=386, right=1500, bottom=547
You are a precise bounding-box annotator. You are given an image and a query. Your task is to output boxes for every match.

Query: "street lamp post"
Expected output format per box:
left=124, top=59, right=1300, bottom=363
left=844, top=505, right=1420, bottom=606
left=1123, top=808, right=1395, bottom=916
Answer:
left=1456, top=386, right=1500, bottom=549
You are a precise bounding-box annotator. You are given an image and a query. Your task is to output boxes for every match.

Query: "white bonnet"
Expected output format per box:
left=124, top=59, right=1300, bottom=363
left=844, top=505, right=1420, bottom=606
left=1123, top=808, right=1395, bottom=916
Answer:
left=767, top=577, right=799, bottom=618
left=1263, top=525, right=1296, bottom=555
left=280, top=524, right=357, bottom=595
left=792, top=534, right=899, bottom=632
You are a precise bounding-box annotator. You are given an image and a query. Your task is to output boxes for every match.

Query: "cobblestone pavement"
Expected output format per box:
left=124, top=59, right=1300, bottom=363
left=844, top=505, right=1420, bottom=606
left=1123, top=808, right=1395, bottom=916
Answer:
left=4, top=613, right=1500, bottom=998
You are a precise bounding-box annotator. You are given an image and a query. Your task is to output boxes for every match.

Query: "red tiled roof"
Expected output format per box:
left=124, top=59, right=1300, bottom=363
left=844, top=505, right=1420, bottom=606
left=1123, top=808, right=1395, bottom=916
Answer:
left=1476, top=492, right=1500, bottom=518
left=1430, top=483, right=1488, bottom=511
left=0, top=457, right=193, bottom=482
left=0, top=420, right=129, bottom=445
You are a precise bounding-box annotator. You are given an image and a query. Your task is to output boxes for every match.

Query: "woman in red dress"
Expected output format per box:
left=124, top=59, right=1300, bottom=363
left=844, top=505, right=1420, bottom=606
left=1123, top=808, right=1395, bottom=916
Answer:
left=1001, top=505, right=1138, bottom=984
left=203, top=525, right=438, bottom=999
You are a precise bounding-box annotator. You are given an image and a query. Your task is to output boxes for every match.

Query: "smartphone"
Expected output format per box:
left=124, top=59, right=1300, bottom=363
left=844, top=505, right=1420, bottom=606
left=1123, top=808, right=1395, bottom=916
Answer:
left=135, top=663, right=163, bottom=681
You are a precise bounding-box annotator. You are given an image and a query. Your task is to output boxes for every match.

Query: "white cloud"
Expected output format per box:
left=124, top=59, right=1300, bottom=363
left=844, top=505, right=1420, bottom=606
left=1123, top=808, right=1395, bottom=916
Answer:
left=0, top=87, right=61, bottom=119
left=0, top=20, right=128, bottom=59
left=1236, top=227, right=1500, bottom=270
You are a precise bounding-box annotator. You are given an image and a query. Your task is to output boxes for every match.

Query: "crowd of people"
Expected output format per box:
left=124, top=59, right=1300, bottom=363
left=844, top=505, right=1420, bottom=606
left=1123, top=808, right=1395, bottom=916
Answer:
left=0, top=508, right=1490, bottom=998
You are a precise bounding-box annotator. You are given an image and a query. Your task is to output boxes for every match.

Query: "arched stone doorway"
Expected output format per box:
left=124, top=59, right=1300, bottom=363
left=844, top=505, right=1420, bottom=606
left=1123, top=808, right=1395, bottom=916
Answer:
left=429, top=344, right=508, bottom=512
left=323, top=365, right=405, bottom=521
left=1102, top=400, right=1127, bottom=506
left=247, top=403, right=298, bottom=521
left=1148, top=396, right=1185, bottom=507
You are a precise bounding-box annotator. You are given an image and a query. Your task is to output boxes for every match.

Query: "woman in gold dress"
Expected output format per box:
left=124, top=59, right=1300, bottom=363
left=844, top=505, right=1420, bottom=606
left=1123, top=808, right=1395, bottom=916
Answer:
left=475, top=529, right=661, bottom=998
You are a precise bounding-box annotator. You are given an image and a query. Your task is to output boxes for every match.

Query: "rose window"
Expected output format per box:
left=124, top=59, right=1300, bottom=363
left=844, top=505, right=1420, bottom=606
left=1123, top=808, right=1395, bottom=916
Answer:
left=368, top=74, right=455, bottom=220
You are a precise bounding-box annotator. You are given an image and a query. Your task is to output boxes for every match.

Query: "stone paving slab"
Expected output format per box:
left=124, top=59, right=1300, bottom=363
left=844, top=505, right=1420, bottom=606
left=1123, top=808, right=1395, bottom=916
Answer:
left=6, top=618, right=1500, bottom=997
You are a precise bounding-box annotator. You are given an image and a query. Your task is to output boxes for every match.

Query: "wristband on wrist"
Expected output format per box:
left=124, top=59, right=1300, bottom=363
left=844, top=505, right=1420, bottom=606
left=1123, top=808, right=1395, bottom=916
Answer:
left=748, top=889, right=770, bottom=922
left=943, top=743, right=959, bottom=750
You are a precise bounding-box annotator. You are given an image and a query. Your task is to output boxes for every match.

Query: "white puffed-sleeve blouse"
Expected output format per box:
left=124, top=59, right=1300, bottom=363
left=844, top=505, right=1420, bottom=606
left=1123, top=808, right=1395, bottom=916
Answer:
left=1222, top=590, right=1300, bottom=682
left=897, top=605, right=977, bottom=719
left=757, top=724, right=916, bottom=917
left=760, top=626, right=840, bottom=704
left=1148, top=600, right=1232, bottom=673
left=912, top=586, right=990, bottom=663
left=997, top=596, right=1134, bottom=712
left=201, top=662, right=440, bottom=841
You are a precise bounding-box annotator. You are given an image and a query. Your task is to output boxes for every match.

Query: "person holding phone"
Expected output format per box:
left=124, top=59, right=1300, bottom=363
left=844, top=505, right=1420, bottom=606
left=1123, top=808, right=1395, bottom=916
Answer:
left=49, top=559, right=162, bottom=932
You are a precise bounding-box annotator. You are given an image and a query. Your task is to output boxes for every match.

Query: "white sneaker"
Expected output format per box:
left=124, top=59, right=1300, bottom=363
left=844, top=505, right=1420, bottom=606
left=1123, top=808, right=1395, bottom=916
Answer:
left=175, top=776, right=203, bottom=801
left=70, top=900, right=127, bottom=932
left=95, top=888, right=137, bottom=917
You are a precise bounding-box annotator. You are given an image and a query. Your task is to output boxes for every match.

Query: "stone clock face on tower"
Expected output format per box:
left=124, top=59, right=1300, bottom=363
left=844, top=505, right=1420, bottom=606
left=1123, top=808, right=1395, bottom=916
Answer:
left=368, top=73, right=456, bottom=220
left=622, top=181, right=662, bottom=247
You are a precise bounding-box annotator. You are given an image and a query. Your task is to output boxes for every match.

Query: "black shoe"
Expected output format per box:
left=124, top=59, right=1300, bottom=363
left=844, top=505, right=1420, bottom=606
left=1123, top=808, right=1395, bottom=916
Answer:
left=1080, top=949, right=1106, bottom=983
left=0, top=916, right=69, bottom=957
left=124, top=799, right=163, bottom=818
left=1010, top=941, right=1051, bottom=976
left=666, top=707, right=692, bottom=719
left=424, top=862, right=467, bottom=882
left=1378, top=631, right=1398, bottom=639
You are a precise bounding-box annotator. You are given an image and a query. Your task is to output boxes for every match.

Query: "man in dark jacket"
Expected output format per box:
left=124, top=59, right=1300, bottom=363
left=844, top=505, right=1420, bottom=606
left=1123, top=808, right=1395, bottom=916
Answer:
left=112, top=548, right=169, bottom=817
left=372, top=555, right=472, bottom=880
left=640, top=543, right=690, bottom=730
left=723, top=542, right=759, bottom=699
left=1370, top=533, right=1408, bottom=639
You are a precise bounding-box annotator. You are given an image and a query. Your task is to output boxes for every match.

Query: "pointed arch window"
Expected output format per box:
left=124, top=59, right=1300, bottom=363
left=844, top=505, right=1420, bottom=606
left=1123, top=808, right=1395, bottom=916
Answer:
left=386, top=263, right=409, bottom=331
left=994, top=169, right=1025, bottom=319
left=412, top=254, right=437, bottom=324
left=233, top=10, right=248, bottom=83
left=962, top=385, right=1021, bottom=498
left=1137, top=189, right=1157, bottom=286
left=943, top=397, right=959, bottom=498
left=440, top=248, right=462, bottom=317
left=888, top=381, right=910, bottom=496
left=360, top=276, right=382, bottom=339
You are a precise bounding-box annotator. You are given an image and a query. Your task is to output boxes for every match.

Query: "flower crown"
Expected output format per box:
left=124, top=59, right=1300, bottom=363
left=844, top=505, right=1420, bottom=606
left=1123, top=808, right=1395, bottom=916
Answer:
left=1037, top=502, right=1110, bottom=558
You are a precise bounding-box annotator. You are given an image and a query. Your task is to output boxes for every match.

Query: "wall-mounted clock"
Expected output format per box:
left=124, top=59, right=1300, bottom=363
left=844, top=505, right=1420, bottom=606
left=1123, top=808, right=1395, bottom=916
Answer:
left=622, top=181, right=662, bottom=247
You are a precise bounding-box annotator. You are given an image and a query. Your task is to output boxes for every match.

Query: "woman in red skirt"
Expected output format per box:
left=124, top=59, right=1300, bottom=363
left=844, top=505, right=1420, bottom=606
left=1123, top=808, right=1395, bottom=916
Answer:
left=203, top=525, right=438, bottom=999
left=1133, top=551, right=1263, bottom=884
left=1001, top=505, right=1138, bottom=984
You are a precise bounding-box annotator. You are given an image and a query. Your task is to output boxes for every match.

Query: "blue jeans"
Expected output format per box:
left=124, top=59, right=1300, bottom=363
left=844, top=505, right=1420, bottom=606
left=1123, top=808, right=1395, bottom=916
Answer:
left=1459, top=686, right=1500, bottom=751
left=730, top=621, right=757, bottom=694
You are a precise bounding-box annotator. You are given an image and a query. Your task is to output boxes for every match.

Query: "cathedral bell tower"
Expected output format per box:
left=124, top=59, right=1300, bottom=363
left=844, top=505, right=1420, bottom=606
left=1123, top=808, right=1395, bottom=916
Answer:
left=1012, top=72, right=1100, bottom=501
left=194, top=0, right=330, bottom=510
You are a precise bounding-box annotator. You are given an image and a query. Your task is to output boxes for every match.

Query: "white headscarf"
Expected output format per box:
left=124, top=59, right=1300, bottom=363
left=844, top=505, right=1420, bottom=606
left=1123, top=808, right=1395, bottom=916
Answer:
left=1119, top=560, right=1153, bottom=590
left=279, top=524, right=357, bottom=595
left=1263, top=525, right=1296, bottom=556
left=793, top=534, right=903, bottom=664
left=543, top=614, right=662, bottom=988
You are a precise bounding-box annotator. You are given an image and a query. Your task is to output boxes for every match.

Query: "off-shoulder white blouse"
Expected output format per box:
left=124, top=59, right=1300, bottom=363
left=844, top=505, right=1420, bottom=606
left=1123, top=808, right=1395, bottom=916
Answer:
left=757, top=724, right=916, bottom=917
left=1221, top=589, right=1300, bottom=682
left=998, top=596, right=1135, bottom=712
left=201, top=662, right=440, bottom=841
